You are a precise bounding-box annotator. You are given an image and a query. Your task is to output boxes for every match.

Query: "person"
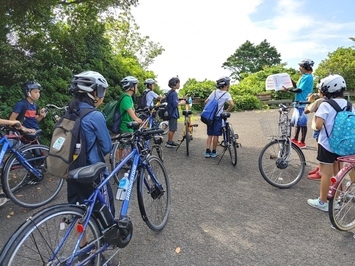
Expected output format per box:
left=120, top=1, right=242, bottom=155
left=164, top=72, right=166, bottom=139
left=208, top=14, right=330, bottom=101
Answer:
left=307, top=74, right=352, bottom=211
left=283, top=59, right=314, bottom=148
left=304, top=87, right=326, bottom=180
left=165, top=77, right=186, bottom=148
left=9, top=81, right=47, bottom=134
left=116, top=76, right=143, bottom=160
left=204, top=76, right=234, bottom=158
left=143, top=78, right=164, bottom=107
left=67, top=71, right=114, bottom=251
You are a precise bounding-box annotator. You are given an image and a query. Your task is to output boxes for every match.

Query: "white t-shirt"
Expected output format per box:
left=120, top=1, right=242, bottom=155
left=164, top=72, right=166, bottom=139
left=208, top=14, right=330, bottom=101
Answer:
left=146, top=90, right=159, bottom=107
left=207, top=89, right=232, bottom=116
left=316, top=98, right=355, bottom=152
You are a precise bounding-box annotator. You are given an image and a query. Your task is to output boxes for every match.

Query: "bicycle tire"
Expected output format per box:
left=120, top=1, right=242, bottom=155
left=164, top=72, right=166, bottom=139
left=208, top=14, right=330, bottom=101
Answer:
left=228, top=124, right=237, bottom=166
left=1, top=144, right=64, bottom=208
left=185, top=119, right=190, bottom=156
left=329, top=166, right=355, bottom=231
left=137, top=155, right=171, bottom=232
left=110, top=142, right=132, bottom=184
left=258, top=140, right=305, bottom=188
left=0, top=204, right=102, bottom=266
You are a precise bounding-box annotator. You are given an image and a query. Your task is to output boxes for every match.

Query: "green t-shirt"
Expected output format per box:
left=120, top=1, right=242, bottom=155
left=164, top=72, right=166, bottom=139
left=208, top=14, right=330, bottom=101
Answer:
left=118, top=93, right=134, bottom=133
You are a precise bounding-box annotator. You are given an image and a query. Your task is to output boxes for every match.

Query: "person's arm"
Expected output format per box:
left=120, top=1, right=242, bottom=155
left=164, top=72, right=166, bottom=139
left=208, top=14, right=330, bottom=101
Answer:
left=315, top=116, right=324, bottom=131
left=92, top=112, right=112, bottom=156
left=0, top=119, right=20, bottom=126
left=36, top=108, right=47, bottom=122
left=226, top=99, right=234, bottom=112
left=127, top=108, right=142, bottom=124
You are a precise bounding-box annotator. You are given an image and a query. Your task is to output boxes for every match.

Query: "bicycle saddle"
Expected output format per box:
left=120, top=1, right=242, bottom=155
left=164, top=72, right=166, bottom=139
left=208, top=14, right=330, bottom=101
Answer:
left=68, top=162, right=106, bottom=183
left=182, top=110, right=192, bottom=116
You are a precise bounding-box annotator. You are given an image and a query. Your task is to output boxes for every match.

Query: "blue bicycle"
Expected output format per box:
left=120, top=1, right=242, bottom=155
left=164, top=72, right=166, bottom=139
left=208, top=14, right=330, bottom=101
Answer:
left=0, top=125, right=63, bottom=208
left=0, top=123, right=170, bottom=265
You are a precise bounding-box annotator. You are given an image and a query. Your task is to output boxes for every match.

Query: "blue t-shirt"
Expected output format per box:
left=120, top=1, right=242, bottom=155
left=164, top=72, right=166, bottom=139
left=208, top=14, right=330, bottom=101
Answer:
left=12, top=99, right=39, bottom=130
left=166, top=90, right=179, bottom=119
left=295, top=73, right=313, bottom=102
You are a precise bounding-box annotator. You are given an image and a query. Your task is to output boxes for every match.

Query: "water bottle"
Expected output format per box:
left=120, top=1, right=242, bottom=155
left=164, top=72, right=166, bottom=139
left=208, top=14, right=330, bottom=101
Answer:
left=73, top=143, right=81, bottom=160
left=188, top=96, right=192, bottom=105
left=116, top=172, right=129, bottom=201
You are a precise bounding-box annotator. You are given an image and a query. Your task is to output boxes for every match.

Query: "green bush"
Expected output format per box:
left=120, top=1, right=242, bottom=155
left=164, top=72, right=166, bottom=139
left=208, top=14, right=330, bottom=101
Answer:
left=232, top=95, right=265, bottom=111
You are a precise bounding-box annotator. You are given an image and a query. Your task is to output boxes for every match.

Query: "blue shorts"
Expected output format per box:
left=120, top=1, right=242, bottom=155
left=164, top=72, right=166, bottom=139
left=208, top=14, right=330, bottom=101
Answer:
left=207, top=117, right=222, bottom=136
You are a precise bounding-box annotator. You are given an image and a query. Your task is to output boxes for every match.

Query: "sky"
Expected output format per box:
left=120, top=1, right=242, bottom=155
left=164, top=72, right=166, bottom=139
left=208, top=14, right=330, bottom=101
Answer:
left=131, top=0, right=355, bottom=87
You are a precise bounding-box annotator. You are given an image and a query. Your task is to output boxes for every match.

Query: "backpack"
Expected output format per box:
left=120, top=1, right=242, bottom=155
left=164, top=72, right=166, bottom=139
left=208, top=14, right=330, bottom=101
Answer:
left=46, top=108, right=95, bottom=179
left=158, top=90, right=172, bottom=121
left=136, top=90, right=148, bottom=110
left=200, top=91, right=227, bottom=126
left=324, top=99, right=355, bottom=156
left=102, top=95, right=128, bottom=134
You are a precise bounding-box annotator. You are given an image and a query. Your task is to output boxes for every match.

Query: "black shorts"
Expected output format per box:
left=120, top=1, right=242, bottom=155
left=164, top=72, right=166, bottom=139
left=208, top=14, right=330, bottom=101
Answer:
left=317, top=144, right=339, bottom=165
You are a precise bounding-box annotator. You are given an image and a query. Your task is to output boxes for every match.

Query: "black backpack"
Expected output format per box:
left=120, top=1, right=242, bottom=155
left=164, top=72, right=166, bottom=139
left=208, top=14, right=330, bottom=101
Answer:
left=158, top=90, right=172, bottom=120
left=136, top=90, right=148, bottom=110
left=46, top=108, right=95, bottom=179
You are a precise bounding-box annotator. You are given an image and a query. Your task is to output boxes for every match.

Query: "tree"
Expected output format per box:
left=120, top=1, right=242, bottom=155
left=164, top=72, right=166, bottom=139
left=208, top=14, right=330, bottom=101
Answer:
left=222, top=39, right=281, bottom=81
left=314, top=46, right=355, bottom=91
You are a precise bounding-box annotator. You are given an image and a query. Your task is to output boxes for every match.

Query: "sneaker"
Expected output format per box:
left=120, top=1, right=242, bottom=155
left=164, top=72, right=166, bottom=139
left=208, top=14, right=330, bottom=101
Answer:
left=307, top=198, right=328, bottom=212
left=205, top=152, right=211, bottom=158
left=0, top=197, right=8, bottom=207
left=308, top=166, right=319, bottom=175
left=210, top=152, right=218, bottom=158
left=297, top=142, right=306, bottom=149
left=165, top=141, right=179, bottom=148
left=307, top=171, right=321, bottom=180
left=291, top=138, right=298, bottom=144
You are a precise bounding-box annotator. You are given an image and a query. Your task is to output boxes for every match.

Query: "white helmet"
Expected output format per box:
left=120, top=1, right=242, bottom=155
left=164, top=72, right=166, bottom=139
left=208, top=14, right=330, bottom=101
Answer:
left=298, top=59, right=314, bottom=70
left=319, top=74, right=346, bottom=94
left=69, top=71, right=108, bottom=98
left=121, top=76, right=139, bottom=91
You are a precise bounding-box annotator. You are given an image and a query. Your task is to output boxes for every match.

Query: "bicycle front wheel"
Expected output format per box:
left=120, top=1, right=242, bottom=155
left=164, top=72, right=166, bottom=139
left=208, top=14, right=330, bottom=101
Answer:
left=329, top=167, right=355, bottom=231
left=2, top=144, right=64, bottom=208
left=228, top=125, right=237, bottom=166
left=137, top=155, right=171, bottom=232
left=0, top=204, right=102, bottom=266
left=258, top=140, right=305, bottom=188
left=185, top=119, right=190, bottom=156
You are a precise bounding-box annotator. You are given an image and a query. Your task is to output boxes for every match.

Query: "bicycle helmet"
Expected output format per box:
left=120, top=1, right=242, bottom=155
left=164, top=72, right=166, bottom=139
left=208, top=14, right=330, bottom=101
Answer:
left=22, top=81, right=41, bottom=98
left=168, top=77, right=180, bottom=88
left=144, top=78, right=156, bottom=86
left=298, top=59, right=314, bottom=70
left=319, top=74, right=346, bottom=94
left=120, top=76, right=139, bottom=91
left=69, top=71, right=108, bottom=98
left=216, top=76, right=231, bottom=88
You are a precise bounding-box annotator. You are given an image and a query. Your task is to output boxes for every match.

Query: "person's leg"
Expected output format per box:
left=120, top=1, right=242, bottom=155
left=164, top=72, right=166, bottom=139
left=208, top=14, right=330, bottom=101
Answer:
left=167, top=131, right=174, bottom=142
left=205, top=135, right=212, bottom=157
left=211, top=117, right=222, bottom=157
left=300, top=126, right=307, bottom=143
left=212, top=136, right=219, bottom=151
left=319, top=163, right=333, bottom=203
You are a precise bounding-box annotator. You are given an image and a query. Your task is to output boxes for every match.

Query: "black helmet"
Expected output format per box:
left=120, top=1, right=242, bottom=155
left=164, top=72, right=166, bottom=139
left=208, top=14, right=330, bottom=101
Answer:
left=216, top=76, right=231, bottom=88
left=22, top=81, right=41, bottom=98
left=69, top=71, right=108, bottom=98
left=120, top=76, right=139, bottom=91
left=168, top=77, right=180, bottom=88
left=298, top=59, right=314, bottom=71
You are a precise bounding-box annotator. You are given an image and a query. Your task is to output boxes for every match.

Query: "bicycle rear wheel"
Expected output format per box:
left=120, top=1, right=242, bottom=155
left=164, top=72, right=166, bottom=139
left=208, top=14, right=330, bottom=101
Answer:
left=110, top=142, right=132, bottom=184
left=0, top=204, right=102, bottom=266
left=258, top=139, right=305, bottom=188
left=185, top=119, right=190, bottom=156
left=329, top=167, right=355, bottom=231
left=2, top=144, right=64, bottom=208
left=137, top=155, right=171, bottom=232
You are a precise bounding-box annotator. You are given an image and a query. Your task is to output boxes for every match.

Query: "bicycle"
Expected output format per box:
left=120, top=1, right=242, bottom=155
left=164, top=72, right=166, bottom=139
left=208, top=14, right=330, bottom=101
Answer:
left=258, top=101, right=308, bottom=188
left=328, top=155, right=355, bottom=231
left=175, top=101, right=198, bottom=156
left=217, top=112, right=241, bottom=166
left=0, top=125, right=64, bottom=208
left=0, top=122, right=170, bottom=265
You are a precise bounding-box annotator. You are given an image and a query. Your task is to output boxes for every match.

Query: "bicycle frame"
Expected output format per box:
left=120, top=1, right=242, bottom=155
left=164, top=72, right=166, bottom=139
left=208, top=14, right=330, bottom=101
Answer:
left=54, top=131, right=163, bottom=265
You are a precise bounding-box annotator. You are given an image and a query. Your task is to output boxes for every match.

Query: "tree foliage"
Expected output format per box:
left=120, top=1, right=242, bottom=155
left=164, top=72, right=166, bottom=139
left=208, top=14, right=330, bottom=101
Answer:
left=222, top=39, right=281, bottom=81
left=314, top=46, right=355, bottom=91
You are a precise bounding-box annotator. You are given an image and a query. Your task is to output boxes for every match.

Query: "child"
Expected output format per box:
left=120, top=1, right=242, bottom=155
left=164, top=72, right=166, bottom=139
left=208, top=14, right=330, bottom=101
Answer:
left=165, top=77, right=186, bottom=148
left=204, top=76, right=234, bottom=158
left=116, top=76, right=143, bottom=160
left=143, top=78, right=164, bottom=108
left=9, top=81, right=47, bottom=134
left=307, top=74, right=352, bottom=211
left=304, top=88, right=326, bottom=180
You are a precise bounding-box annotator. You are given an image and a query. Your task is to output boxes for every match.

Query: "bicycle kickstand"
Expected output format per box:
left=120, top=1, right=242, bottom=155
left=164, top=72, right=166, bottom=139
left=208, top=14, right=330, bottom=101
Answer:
left=175, top=136, right=185, bottom=151
left=217, top=147, right=227, bottom=165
